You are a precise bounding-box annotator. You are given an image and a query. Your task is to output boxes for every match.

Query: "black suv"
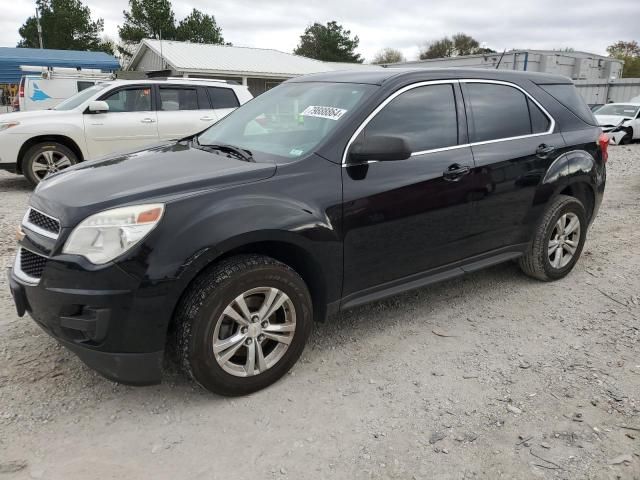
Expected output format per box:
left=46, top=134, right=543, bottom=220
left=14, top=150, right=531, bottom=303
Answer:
left=9, top=69, right=607, bottom=395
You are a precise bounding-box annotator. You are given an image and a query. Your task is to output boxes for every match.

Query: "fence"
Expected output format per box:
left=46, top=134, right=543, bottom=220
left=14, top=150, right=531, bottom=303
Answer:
left=574, top=78, right=640, bottom=105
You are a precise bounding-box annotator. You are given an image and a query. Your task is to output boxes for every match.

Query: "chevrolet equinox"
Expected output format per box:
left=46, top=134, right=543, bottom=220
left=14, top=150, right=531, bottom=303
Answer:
left=9, top=69, right=607, bottom=395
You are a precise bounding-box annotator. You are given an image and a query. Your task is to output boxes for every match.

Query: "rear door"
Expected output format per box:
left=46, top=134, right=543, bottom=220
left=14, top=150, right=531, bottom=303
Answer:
left=155, top=84, right=209, bottom=140
left=342, top=81, right=477, bottom=296
left=460, top=80, right=566, bottom=254
left=83, top=84, right=158, bottom=158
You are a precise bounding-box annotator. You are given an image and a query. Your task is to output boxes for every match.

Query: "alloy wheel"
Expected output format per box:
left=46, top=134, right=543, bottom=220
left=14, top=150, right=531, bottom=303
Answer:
left=548, top=212, right=581, bottom=269
left=212, top=287, right=296, bottom=377
left=30, top=150, right=72, bottom=180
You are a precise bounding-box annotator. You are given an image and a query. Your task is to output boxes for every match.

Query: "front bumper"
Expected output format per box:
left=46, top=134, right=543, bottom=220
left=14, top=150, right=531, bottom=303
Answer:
left=8, top=264, right=168, bottom=386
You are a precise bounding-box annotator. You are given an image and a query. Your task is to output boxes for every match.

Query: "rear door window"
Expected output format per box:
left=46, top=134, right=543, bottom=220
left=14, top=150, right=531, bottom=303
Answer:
left=464, top=83, right=532, bottom=142
left=207, top=87, right=240, bottom=109
left=159, top=87, right=199, bottom=111
left=365, top=83, right=458, bottom=152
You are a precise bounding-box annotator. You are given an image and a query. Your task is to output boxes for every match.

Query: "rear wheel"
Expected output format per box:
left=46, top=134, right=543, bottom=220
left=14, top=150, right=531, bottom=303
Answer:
left=519, top=195, right=587, bottom=281
left=175, top=255, right=312, bottom=396
left=23, top=142, right=78, bottom=186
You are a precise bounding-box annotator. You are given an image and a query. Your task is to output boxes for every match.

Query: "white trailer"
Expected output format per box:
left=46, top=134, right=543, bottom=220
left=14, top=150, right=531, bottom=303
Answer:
left=17, top=66, right=114, bottom=111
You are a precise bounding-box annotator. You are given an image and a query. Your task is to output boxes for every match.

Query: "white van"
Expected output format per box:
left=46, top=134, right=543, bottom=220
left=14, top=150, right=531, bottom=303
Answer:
left=17, top=66, right=115, bottom=112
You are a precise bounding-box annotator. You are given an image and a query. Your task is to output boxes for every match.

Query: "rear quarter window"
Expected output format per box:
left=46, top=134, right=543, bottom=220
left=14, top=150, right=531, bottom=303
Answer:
left=538, top=84, right=596, bottom=126
left=208, top=87, right=240, bottom=109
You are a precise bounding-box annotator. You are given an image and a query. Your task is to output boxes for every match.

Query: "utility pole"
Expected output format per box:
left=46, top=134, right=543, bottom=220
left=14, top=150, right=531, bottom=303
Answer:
left=35, top=6, right=44, bottom=49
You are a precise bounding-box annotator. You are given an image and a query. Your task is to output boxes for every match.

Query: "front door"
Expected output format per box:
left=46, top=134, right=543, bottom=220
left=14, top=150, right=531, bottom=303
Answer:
left=83, top=85, right=158, bottom=159
left=341, top=82, right=477, bottom=296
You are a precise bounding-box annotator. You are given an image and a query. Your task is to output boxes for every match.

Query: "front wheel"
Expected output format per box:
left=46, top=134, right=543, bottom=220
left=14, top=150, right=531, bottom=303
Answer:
left=23, top=142, right=78, bottom=186
left=519, top=195, right=587, bottom=281
left=175, top=255, right=312, bottom=396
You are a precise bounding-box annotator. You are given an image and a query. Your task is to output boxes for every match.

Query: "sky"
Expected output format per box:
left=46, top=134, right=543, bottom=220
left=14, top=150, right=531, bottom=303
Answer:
left=2, top=0, right=639, bottom=62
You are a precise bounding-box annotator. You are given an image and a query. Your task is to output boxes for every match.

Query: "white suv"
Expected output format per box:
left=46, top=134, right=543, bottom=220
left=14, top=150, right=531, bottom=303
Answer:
left=0, top=78, right=253, bottom=185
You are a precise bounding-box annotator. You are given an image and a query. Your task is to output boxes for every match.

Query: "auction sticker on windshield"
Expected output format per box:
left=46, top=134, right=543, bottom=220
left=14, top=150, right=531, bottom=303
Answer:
left=301, top=105, right=347, bottom=121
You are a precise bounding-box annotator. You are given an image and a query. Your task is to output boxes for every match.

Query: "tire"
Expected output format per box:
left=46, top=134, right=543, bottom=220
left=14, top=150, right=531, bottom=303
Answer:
left=175, top=254, right=312, bottom=396
left=23, top=142, right=78, bottom=187
left=519, top=195, right=587, bottom=281
left=620, top=129, right=633, bottom=145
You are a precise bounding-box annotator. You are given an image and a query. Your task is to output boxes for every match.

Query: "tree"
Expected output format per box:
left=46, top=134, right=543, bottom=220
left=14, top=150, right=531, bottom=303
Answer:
left=294, top=21, right=363, bottom=63
left=118, top=0, right=228, bottom=59
left=419, top=33, right=495, bottom=60
left=607, top=40, right=640, bottom=58
left=118, top=0, right=176, bottom=45
left=607, top=40, right=640, bottom=78
left=17, top=0, right=112, bottom=53
left=372, top=48, right=405, bottom=65
left=176, top=9, right=225, bottom=44
left=420, top=38, right=454, bottom=59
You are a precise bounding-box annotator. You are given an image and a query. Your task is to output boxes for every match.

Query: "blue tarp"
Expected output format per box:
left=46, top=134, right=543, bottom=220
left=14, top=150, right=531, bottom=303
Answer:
left=0, top=47, right=120, bottom=84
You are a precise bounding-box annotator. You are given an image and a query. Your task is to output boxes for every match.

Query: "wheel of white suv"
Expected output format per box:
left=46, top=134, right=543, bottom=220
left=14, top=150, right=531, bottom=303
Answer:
left=23, top=142, right=78, bottom=186
left=175, top=255, right=312, bottom=396
left=519, top=194, right=587, bottom=281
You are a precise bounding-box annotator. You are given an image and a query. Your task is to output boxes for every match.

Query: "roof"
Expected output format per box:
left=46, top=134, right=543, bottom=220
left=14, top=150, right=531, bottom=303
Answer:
left=0, top=47, right=120, bottom=84
left=128, top=39, right=381, bottom=77
left=289, top=68, right=573, bottom=86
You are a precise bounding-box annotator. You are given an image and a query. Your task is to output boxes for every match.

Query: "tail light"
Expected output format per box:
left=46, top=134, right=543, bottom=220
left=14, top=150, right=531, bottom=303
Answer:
left=19, top=83, right=24, bottom=98
left=598, top=132, right=609, bottom=163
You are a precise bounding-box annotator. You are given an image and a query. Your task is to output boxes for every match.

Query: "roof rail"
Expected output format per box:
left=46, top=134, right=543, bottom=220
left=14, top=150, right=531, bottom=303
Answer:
left=165, top=77, right=240, bottom=85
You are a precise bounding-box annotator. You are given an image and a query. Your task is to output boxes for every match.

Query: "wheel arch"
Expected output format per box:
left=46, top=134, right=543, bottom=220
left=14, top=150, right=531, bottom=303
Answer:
left=165, top=234, right=334, bottom=347
left=17, top=135, right=85, bottom=174
left=559, top=181, right=595, bottom=223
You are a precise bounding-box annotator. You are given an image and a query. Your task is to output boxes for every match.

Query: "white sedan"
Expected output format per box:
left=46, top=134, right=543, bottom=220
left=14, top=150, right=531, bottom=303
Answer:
left=0, top=78, right=252, bottom=185
left=594, top=102, right=640, bottom=145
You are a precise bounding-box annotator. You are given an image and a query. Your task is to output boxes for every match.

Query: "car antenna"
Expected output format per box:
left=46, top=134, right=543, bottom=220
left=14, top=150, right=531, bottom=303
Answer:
left=495, top=49, right=506, bottom=69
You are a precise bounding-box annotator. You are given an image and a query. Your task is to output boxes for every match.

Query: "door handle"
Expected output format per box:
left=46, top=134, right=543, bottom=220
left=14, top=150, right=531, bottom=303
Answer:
left=141, top=118, right=156, bottom=123
left=200, top=116, right=215, bottom=121
left=443, top=164, right=471, bottom=182
left=536, top=143, right=556, bottom=157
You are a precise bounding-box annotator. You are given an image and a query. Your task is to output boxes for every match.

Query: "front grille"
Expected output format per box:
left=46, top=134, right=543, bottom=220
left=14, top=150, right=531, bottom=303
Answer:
left=26, top=208, right=60, bottom=236
left=20, top=248, right=48, bottom=279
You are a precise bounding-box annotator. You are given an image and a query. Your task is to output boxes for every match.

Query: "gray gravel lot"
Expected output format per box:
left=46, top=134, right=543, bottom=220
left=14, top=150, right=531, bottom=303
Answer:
left=1, top=145, right=639, bottom=479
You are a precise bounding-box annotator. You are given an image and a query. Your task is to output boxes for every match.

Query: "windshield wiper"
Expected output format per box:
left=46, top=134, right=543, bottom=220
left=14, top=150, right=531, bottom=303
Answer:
left=193, top=138, right=254, bottom=162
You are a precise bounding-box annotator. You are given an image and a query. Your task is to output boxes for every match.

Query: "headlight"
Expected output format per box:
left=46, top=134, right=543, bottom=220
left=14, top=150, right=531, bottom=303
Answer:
left=0, top=121, right=20, bottom=132
left=63, top=204, right=164, bottom=264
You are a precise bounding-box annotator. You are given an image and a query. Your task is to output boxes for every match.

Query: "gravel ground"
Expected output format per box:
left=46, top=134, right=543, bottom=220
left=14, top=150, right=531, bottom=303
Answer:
left=1, top=145, right=639, bottom=480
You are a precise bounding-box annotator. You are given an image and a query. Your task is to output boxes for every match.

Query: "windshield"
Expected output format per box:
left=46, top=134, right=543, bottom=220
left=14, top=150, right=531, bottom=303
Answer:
left=594, top=104, right=640, bottom=117
left=54, top=83, right=110, bottom=111
left=198, top=82, right=376, bottom=159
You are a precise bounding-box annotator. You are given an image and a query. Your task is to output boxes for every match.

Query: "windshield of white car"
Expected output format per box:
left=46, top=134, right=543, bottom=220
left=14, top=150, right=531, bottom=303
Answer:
left=197, top=82, right=376, bottom=159
left=54, top=84, right=110, bottom=111
left=594, top=104, right=640, bottom=117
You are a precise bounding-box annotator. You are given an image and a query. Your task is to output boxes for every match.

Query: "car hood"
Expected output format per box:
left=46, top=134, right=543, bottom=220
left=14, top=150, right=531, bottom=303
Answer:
left=0, top=109, right=70, bottom=123
left=594, top=114, right=630, bottom=127
left=31, top=142, right=276, bottom=227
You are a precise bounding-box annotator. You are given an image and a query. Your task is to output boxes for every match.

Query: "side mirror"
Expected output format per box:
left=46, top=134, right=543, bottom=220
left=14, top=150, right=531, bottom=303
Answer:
left=348, top=135, right=412, bottom=164
left=87, top=100, right=109, bottom=113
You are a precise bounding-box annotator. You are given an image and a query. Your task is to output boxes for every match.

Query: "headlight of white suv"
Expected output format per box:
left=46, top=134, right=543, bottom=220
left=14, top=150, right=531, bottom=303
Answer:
left=0, top=121, right=20, bottom=132
left=63, top=204, right=164, bottom=264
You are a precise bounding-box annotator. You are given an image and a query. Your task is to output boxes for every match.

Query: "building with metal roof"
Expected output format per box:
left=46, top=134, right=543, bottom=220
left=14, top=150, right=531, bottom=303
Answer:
left=0, top=47, right=120, bottom=84
left=382, top=49, right=640, bottom=104
left=385, top=50, right=623, bottom=81
left=126, top=39, right=379, bottom=95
